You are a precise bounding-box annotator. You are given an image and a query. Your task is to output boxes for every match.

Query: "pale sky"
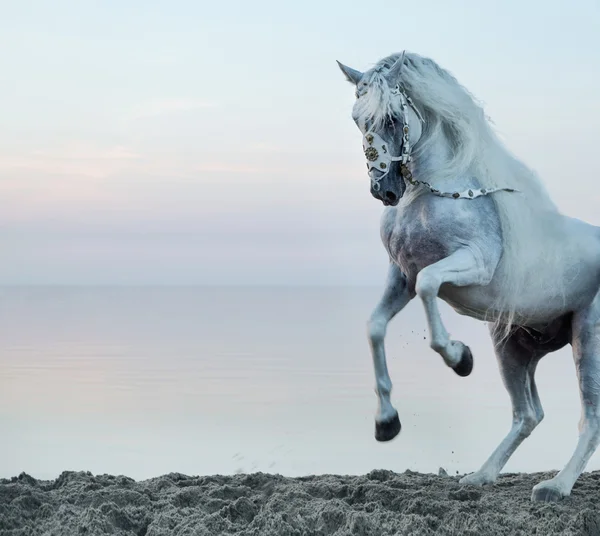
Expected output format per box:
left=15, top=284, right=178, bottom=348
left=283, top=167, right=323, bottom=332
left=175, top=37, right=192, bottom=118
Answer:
left=2, top=0, right=600, bottom=285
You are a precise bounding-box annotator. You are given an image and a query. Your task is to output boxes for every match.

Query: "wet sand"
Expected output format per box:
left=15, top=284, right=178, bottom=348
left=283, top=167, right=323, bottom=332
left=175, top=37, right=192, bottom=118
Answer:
left=2, top=469, right=600, bottom=535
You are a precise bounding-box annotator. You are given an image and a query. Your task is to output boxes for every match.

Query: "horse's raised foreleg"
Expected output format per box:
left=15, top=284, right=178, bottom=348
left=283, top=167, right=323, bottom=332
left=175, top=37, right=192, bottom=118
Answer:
left=460, top=327, right=544, bottom=487
left=367, top=262, right=413, bottom=441
left=531, top=290, right=600, bottom=502
left=415, top=248, right=494, bottom=375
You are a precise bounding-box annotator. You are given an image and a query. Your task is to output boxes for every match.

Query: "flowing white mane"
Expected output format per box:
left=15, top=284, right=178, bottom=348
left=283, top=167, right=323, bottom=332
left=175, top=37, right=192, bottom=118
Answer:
left=355, top=52, right=567, bottom=335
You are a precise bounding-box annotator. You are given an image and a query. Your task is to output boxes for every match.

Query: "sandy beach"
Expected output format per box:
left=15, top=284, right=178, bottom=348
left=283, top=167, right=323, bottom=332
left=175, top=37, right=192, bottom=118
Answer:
left=2, top=469, right=600, bottom=535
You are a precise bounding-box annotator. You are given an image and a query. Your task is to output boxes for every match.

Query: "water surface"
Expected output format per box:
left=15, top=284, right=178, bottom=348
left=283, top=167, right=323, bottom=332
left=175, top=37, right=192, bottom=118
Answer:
left=0, top=286, right=588, bottom=481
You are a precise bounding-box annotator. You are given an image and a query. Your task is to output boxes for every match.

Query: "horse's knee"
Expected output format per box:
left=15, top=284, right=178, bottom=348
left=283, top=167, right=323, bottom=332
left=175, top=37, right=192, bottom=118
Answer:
left=415, top=269, right=440, bottom=299
left=367, top=317, right=387, bottom=345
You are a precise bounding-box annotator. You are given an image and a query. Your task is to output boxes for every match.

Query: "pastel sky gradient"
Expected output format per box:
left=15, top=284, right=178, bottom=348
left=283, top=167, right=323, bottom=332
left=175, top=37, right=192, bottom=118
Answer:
left=2, top=0, right=600, bottom=284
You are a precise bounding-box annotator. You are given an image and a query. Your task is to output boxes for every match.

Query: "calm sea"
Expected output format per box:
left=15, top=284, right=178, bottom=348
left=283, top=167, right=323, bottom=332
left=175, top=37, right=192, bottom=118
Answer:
left=0, top=286, right=590, bottom=481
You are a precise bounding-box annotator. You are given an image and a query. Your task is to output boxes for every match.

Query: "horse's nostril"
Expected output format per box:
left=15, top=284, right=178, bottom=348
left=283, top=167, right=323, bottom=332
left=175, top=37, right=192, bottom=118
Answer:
left=385, top=191, right=397, bottom=202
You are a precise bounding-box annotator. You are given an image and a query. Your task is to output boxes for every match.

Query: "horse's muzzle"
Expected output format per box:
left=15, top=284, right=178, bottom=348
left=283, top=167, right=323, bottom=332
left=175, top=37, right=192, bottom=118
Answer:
left=372, top=188, right=401, bottom=206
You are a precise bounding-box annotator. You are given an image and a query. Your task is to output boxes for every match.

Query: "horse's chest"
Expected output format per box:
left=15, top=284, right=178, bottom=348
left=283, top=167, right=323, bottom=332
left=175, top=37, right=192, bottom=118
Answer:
left=384, top=218, right=453, bottom=283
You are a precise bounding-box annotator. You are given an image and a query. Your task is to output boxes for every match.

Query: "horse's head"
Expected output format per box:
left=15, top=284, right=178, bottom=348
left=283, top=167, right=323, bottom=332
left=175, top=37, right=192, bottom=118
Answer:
left=337, top=53, right=424, bottom=206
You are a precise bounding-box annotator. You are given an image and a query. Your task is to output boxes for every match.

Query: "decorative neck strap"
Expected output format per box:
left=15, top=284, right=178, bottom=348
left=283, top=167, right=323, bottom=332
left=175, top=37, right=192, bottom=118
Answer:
left=362, top=84, right=518, bottom=200
left=400, top=163, right=517, bottom=199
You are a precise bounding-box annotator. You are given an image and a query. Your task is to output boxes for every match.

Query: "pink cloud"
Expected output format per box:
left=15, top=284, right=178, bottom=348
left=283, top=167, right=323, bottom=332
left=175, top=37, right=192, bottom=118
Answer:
left=0, top=142, right=141, bottom=179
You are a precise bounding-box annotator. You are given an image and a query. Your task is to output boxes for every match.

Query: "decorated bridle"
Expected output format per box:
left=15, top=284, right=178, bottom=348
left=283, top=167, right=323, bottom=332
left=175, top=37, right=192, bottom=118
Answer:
left=362, top=83, right=423, bottom=193
left=362, top=64, right=517, bottom=200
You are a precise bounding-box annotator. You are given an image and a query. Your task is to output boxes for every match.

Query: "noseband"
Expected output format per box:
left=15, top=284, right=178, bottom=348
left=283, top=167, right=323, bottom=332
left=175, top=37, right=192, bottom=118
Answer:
left=363, top=84, right=517, bottom=200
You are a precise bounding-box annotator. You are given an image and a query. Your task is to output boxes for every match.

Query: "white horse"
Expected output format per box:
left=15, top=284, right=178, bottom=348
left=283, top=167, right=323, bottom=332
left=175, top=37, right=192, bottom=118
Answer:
left=337, top=51, right=600, bottom=502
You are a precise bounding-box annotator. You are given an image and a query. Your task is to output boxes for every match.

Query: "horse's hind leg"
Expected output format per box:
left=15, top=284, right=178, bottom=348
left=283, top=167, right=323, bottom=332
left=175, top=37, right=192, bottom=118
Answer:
left=460, top=326, right=544, bottom=486
left=367, top=262, right=413, bottom=441
left=532, top=291, right=600, bottom=502
left=415, top=248, right=495, bottom=375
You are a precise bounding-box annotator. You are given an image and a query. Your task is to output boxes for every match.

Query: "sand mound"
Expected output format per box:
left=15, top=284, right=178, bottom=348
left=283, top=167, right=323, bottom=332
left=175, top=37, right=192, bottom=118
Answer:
left=2, top=469, right=600, bottom=535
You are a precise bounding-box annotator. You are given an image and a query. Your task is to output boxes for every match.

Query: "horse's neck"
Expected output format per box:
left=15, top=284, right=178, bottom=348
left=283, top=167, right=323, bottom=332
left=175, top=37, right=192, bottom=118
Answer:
left=404, top=132, right=486, bottom=203
left=412, top=129, right=453, bottom=180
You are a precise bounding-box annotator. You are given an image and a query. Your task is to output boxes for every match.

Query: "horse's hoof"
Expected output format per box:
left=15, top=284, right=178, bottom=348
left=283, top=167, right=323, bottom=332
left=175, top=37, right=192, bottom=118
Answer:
left=452, top=345, right=473, bottom=377
left=459, top=471, right=495, bottom=487
left=531, top=482, right=566, bottom=502
left=375, top=412, right=401, bottom=442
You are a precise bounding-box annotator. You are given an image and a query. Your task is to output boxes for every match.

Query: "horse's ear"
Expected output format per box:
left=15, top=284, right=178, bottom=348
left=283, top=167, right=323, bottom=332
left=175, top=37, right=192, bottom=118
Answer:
left=336, top=61, right=363, bottom=85
left=386, top=51, right=406, bottom=85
